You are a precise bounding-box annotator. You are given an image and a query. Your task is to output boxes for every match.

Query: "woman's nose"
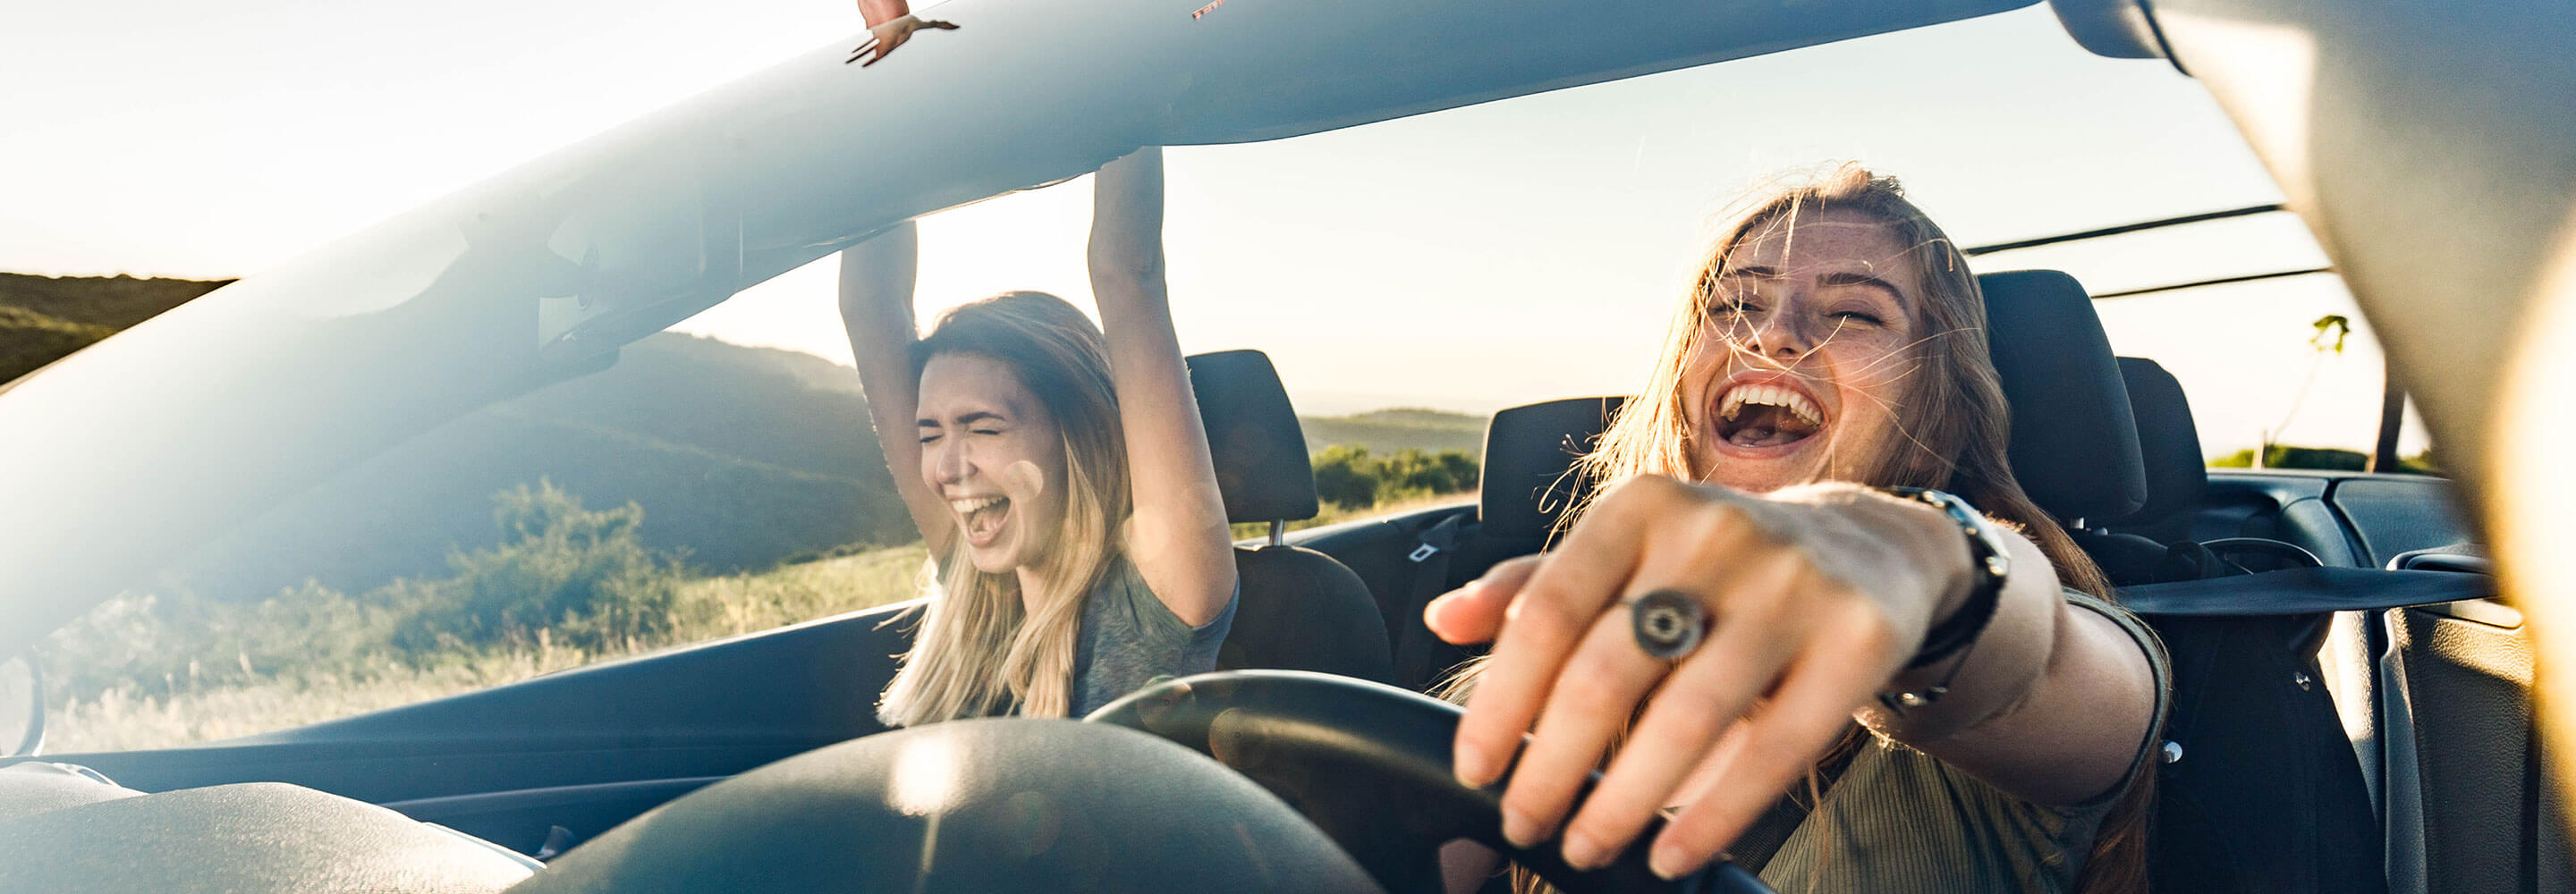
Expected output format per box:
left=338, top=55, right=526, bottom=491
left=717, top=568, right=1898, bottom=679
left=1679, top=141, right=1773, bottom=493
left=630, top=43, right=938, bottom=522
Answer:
left=1750, top=305, right=1819, bottom=358
left=930, top=438, right=971, bottom=485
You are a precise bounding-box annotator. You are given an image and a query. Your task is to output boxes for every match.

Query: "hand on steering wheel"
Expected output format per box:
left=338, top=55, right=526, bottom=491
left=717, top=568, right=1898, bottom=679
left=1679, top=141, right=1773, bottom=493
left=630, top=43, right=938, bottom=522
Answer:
left=1090, top=670, right=1775, bottom=894
left=1426, top=477, right=1970, bottom=879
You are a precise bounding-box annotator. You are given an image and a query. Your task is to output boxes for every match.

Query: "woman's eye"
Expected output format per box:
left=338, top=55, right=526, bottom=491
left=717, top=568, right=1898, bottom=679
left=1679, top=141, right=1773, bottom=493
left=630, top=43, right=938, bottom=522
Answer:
left=919, top=434, right=941, bottom=445
left=1709, top=298, right=1762, bottom=317
left=1833, top=310, right=1885, bottom=325
left=970, top=427, right=1003, bottom=436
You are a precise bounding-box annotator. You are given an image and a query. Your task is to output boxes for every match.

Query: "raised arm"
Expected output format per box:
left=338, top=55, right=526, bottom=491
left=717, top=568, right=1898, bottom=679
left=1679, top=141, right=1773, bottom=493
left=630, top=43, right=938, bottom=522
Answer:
left=1088, top=148, right=1236, bottom=627
left=838, top=223, right=953, bottom=554
left=856, top=0, right=910, bottom=24
left=850, top=0, right=958, bottom=67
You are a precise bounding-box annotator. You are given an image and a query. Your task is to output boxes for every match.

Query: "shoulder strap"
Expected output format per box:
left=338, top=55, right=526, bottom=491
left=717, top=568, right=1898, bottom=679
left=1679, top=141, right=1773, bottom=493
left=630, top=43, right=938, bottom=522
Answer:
left=1393, top=513, right=1468, bottom=690
left=2116, top=568, right=2492, bottom=617
left=1726, top=729, right=1868, bottom=874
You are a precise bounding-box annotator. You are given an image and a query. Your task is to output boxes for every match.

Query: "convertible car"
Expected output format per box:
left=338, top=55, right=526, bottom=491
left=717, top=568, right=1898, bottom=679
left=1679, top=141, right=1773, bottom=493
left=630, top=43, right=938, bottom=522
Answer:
left=0, top=0, right=2567, bottom=892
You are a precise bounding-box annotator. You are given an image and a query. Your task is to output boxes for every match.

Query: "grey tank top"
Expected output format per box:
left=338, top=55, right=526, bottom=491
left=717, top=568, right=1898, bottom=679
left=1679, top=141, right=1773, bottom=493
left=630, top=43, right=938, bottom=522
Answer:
left=1068, top=555, right=1238, bottom=717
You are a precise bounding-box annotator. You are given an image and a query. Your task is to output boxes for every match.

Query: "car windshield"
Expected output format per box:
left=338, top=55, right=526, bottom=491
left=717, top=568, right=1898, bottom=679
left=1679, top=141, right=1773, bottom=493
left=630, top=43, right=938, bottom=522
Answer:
left=12, top=5, right=2435, bottom=755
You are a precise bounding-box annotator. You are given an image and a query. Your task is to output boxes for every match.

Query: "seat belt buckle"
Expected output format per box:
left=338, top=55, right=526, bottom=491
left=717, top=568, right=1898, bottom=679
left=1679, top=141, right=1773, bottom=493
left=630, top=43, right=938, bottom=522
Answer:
left=1408, top=544, right=1440, bottom=563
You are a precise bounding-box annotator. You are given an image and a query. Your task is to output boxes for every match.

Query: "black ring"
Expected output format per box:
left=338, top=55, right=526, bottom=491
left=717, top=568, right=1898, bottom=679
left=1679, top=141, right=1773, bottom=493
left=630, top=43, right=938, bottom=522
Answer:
left=1629, top=589, right=1707, bottom=662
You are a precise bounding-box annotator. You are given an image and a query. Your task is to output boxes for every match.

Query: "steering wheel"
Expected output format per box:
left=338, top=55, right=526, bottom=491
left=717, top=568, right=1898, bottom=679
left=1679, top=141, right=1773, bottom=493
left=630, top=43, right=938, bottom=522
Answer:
left=1087, top=670, right=1775, bottom=894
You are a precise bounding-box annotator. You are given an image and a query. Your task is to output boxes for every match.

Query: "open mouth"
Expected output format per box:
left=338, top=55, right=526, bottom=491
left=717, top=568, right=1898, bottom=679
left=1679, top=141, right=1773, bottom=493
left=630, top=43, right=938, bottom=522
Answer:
left=950, top=495, right=1012, bottom=547
left=1714, top=381, right=1826, bottom=450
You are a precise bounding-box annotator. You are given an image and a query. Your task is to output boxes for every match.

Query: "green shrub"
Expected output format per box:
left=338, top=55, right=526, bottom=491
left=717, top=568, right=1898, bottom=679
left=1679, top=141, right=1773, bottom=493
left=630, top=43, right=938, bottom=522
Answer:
left=2209, top=444, right=2439, bottom=474
left=1309, top=444, right=1479, bottom=510
left=394, top=479, right=698, bottom=654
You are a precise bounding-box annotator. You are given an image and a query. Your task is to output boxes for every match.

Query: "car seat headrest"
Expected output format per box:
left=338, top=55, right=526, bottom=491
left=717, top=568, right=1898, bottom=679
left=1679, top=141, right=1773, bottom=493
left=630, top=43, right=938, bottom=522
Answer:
left=2114, top=357, right=2207, bottom=525
left=1978, top=270, right=2149, bottom=523
left=1479, top=397, right=1625, bottom=544
left=1187, top=350, right=1319, bottom=525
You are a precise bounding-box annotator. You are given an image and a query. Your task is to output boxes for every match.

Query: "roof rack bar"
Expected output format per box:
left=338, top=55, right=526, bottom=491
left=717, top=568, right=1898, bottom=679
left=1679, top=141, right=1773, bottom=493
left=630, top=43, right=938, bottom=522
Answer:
left=1962, top=203, right=2288, bottom=256
left=2089, top=266, right=2336, bottom=299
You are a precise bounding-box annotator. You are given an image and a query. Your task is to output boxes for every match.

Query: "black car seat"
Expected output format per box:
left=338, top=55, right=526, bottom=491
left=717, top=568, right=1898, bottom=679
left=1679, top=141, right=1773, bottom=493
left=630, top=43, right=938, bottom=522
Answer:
left=2067, top=357, right=2322, bottom=586
left=1981, top=270, right=2394, bottom=894
left=1186, top=350, right=1395, bottom=685
left=1976, top=270, right=2152, bottom=525
left=2107, top=357, right=2207, bottom=547
left=1378, top=396, right=1624, bottom=692
left=2069, top=358, right=2216, bottom=586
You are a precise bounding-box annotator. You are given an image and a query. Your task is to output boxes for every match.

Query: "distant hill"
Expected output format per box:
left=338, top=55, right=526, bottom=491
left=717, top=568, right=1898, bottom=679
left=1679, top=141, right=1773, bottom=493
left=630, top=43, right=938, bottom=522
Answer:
left=0, top=272, right=231, bottom=382
left=170, top=333, right=915, bottom=600
left=1299, top=408, right=1487, bottom=458
left=8, top=272, right=1495, bottom=599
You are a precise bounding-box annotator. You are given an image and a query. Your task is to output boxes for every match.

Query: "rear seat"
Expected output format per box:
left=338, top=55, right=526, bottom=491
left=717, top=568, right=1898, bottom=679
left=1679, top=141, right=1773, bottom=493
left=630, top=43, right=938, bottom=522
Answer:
left=1292, top=397, right=1624, bottom=692
left=2100, top=356, right=2356, bottom=574
left=1394, top=397, right=1624, bottom=691
left=1185, top=350, right=1395, bottom=685
left=1975, top=274, right=2392, bottom=894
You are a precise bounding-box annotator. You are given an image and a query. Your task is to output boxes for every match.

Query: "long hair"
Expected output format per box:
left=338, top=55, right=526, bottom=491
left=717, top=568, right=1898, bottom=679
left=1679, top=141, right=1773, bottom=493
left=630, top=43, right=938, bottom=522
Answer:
left=1581, top=164, right=2111, bottom=598
left=877, top=291, right=1131, bottom=726
left=1462, top=165, right=2145, bottom=892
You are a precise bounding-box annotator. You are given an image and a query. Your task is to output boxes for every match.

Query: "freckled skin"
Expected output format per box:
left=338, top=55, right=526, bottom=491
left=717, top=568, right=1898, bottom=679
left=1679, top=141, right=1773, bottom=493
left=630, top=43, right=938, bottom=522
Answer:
left=1681, top=209, right=1924, bottom=493
left=918, top=353, right=1069, bottom=576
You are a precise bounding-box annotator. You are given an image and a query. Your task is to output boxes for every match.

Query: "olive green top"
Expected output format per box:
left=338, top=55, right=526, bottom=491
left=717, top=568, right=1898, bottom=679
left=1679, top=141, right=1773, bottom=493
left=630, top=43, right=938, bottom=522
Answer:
left=1726, top=591, right=2172, bottom=892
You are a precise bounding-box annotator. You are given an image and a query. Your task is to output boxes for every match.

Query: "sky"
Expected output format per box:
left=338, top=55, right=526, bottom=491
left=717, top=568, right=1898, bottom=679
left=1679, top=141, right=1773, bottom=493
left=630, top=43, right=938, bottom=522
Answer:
left=1, top=1, right=2424, bottom=458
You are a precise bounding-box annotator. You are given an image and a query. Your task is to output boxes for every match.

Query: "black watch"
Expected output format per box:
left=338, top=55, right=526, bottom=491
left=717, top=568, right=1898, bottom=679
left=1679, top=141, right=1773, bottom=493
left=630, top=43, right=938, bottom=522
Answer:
left=1877, top=486, right=2011, bottom=670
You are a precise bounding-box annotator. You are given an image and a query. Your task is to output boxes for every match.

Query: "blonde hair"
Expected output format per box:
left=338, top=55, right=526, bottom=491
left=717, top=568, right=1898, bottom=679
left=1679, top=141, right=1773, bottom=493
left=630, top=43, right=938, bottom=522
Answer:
left=1453, top=164, right=2143, bottom=893
left=877, top=291, right=1131, bottom=726
left=1581, top=163, right=2113, bottom=597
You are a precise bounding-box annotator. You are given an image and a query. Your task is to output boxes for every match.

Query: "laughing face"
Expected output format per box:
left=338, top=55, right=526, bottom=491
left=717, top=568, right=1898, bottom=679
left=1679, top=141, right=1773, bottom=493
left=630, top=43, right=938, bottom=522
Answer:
left=917, top=351, right=1068, bottom=574
left=1679, top=207, right=1926, bottom=493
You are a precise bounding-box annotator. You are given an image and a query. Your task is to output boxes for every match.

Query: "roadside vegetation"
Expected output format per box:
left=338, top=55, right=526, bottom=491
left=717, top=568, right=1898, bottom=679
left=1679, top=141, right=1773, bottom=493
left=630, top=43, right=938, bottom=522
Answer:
left=2209, top=444, right=2439, bottom=474
left=42, top=443, right=1482, bottom=753
left=38, top=480, right=929, bottom=753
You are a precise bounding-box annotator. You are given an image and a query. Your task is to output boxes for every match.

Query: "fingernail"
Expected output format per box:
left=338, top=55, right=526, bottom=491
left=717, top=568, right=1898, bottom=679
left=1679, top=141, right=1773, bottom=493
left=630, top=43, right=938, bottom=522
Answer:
left=1454, top=746, right=1496, bottom=789
left=1501, top=805, right=1543, bottom=848
left=1649, top=840, right=1696, bottom=881
left=1562, top=830, right=1608, bottom=872
left=1423, top=592, right=1454, bottom=624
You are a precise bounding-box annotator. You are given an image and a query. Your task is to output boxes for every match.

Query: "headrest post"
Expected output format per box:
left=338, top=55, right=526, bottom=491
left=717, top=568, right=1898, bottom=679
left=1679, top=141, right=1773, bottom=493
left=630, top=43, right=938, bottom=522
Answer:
left=1267, top=519, right=1285, bottom=547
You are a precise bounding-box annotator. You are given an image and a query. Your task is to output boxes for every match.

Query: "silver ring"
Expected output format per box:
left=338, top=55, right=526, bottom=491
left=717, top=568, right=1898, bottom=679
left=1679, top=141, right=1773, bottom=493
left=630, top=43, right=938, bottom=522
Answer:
left=1629, top=589, right=1707, bottom=662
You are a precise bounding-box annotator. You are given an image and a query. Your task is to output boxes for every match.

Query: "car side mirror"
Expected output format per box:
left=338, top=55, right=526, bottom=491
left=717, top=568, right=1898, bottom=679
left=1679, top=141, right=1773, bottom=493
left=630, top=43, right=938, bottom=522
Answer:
left=0, top=654, right=45, bottom=757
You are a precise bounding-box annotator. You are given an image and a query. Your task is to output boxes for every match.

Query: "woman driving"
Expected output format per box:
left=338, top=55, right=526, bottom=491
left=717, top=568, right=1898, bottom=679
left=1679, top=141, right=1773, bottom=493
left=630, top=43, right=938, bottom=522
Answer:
left=839, top=148, right=1239, bottom=725
left=1433, top=165, right=2166, bottom=892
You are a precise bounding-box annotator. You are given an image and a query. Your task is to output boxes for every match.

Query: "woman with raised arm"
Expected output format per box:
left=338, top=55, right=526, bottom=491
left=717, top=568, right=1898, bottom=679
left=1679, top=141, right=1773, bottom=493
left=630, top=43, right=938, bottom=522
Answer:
left=838, top=148, right=1237, bottom=724
left=1434, top=165, right=2166, bottom=893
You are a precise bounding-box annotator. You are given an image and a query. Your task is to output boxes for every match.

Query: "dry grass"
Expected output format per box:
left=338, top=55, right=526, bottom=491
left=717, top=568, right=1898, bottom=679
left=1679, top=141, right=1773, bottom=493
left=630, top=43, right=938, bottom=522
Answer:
left=48, top=488, right=1468, bottom=755
left=47, top=544, right=930, bottom=755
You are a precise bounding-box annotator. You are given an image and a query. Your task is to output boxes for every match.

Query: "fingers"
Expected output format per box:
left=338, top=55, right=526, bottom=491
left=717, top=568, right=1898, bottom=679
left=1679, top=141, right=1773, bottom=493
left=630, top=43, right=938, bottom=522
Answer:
left=1424, top=556, right=1539, bottom=645
left=850, top=18, right=956, bottom=66
left=1557, top=560, right=1805, bottom=869
left=1497, top=609, right=1667, bottom=850
left=1648, top=628, right=1895, bottom=879
left=1450, top=504, right=1652, bottom=788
